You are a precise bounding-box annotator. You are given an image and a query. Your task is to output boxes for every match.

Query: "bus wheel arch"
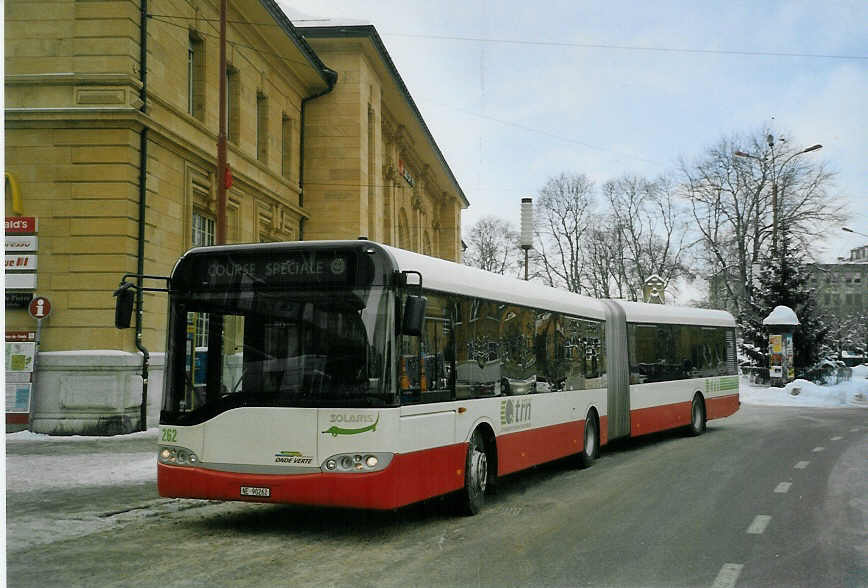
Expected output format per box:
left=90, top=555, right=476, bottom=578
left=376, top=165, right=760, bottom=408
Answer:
left=688, top=392, right=706, bottom=436
left=458, top=424, right=496, bottom=515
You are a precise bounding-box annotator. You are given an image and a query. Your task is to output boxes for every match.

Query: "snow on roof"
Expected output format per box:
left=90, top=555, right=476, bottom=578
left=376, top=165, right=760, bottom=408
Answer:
left=382, top=245, right=608, bottom=320
left=278, top=3, right=370, bottom=28
left=611, top=299, right=736, bottom=327
left=763, top=305, right=800, bottom=326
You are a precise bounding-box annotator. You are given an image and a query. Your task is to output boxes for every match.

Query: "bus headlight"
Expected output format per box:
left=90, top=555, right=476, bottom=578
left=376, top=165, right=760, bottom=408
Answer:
left=321, top=452, right=393, bottom=473
left=159, top=445, right=200, bottom=467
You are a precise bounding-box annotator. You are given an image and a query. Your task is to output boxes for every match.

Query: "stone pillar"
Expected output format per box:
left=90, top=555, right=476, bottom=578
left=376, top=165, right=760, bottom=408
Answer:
left=30, top=351, right=164, bottom=435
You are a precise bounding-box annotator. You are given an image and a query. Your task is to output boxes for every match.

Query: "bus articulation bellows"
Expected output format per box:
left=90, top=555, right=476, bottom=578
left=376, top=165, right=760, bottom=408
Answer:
left=116, top=240, right=739, bottom=515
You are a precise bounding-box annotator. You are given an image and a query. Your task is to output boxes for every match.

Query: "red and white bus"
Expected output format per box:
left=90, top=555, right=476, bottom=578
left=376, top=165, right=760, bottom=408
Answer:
left=119, top=240, right=738, bottom=514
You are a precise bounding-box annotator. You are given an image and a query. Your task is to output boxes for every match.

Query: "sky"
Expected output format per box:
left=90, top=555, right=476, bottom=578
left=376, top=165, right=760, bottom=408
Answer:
left=282, top=0, right=867, bottom=263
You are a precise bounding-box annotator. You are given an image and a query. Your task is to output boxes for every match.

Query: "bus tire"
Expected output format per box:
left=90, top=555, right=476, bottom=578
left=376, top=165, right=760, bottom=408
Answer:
left=458, top=429, right=489, bottom=515
left=579, top=411, right=599, bottom=468
left=688, top=394, right=706, bottom=436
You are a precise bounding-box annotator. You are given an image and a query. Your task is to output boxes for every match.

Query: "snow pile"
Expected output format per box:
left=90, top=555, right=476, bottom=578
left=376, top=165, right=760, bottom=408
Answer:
left=5, top=428, right=159, bottom=493
left=741, top=365, right=868, bottom=408
left=5, top=427, right=158, bottom=443
left=6, top=452, right=157, bottom=492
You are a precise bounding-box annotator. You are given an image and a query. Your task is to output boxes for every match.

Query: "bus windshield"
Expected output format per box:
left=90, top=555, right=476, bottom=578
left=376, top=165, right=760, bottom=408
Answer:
left=162, top=286, right=395, bottom=425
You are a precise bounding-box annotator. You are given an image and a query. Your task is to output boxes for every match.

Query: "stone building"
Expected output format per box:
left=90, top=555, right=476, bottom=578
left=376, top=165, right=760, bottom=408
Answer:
left=4, top=1, right=467, bottom=433
left=808, top=245, right=868, bottom=361
left=809, top=245, right=868, bottom=311
left=295, top=19, right=469, bottom=260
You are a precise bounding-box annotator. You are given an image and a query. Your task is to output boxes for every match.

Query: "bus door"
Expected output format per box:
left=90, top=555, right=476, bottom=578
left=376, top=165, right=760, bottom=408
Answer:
left=398, top=291, right=457, bottom=448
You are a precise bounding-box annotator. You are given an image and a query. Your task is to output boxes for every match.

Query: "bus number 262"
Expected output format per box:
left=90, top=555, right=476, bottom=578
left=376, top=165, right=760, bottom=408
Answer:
left=161, top=428, right=177, bottom=443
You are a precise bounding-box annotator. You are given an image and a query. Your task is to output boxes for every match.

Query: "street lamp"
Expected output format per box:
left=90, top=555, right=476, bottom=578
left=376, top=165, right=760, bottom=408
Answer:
left=842, top=227, right=868, bottom=239
left=520, top=197, right=533, bottom=280
left=734, top=137, right=822, bottom=258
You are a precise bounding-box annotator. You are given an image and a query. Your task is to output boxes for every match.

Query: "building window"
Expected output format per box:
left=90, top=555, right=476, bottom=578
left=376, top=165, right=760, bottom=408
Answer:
left=256, top=92, right=268, bottom=162
left=192, top=211, right=215, bottom=248
left=226, top=66, right=240, bottom=143
left=187, top=32, right=204, bottom=120
left=191, top=211, right=215, bottom=348
left=281, top=114, right=293, bottom=179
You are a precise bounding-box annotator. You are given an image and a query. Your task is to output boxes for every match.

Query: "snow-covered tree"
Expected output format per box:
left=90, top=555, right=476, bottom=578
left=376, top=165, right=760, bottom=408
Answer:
left=739, top=230, right=830, bottom=381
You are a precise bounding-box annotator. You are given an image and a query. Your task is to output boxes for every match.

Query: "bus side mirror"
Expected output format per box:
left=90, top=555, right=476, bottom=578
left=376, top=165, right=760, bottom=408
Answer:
left=114, top=284, right=135, bottom=329
left=401, top=295, right=426, bottom=336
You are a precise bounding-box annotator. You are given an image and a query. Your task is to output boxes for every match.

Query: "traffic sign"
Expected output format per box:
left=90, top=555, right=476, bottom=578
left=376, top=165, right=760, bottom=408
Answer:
left=28, top=296, right=51, bottom=319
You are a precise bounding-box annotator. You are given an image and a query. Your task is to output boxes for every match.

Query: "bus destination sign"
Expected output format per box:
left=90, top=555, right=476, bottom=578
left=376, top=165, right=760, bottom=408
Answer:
left=190, top=251, right=356, bottom=289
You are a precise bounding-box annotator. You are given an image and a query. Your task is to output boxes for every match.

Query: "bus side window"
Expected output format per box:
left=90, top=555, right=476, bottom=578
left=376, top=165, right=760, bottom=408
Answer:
left=421, top=293, right=454, bottom=403
left=401, top=292, right=454, bottom=404
left=534, top=311, right=563, bottom=393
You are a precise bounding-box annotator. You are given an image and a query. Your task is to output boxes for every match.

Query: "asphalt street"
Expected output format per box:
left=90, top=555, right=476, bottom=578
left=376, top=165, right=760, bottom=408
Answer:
left=5, top=404, right=867, bottom=587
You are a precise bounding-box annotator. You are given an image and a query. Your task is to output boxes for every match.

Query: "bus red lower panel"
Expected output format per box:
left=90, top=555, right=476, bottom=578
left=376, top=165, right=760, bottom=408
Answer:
left=630, top=402, right=691, bottom=437
left=497, top=420, right=583, bottom=476
left=158, top=443, right=467, bottom=510
left=706, top=393, right=740, bottom=420
left=631, top=393, right=740, bottom=437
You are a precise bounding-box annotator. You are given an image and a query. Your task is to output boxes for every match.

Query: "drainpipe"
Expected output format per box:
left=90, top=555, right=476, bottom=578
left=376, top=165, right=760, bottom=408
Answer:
left=298, top=70, right=337, bottom=213
left=136, top=0, right=150, bottom=431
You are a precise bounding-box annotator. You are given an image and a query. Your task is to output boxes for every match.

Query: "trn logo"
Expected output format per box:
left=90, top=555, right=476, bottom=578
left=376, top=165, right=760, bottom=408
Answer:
left=501, top=398, right=532, bottom=429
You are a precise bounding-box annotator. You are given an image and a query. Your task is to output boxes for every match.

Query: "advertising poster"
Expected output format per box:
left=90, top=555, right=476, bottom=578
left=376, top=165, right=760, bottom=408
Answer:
left=5, top=342, right=36, bottom=373
left=785, top=333, right=795, bottom=381
left=6, top=383, right=31, bottom=413
left=769, top=335, right=783, bottom=354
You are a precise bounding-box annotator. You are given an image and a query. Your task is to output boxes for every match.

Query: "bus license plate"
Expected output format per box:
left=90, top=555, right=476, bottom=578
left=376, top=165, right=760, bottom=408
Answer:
left=240, top=486, right=271, bottom=498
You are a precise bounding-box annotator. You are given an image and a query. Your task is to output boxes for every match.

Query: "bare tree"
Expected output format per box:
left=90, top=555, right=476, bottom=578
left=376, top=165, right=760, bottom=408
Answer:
left=600, top=175, right=692, bottom=301
left=679, top=130, right=844, bottom=314
left=533, top=173, right=595, bottom=293
left=463, top=215, right=521, bottom=275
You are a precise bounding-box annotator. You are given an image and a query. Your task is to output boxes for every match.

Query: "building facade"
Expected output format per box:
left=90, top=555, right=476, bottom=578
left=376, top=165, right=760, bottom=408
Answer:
left=296, top=23, right=468, bottom=260
left=4, top=1, right=467, bottom=434
left=808, top=245, right=868, bottom=361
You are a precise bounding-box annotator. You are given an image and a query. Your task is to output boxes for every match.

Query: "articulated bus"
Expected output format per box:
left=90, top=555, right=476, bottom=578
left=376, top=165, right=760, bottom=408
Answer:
left=116, top=240, right=739, bottom=514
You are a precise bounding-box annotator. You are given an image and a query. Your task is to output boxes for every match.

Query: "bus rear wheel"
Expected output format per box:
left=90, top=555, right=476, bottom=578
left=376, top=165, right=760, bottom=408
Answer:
left=688, top=395, right=706, bottom=436
left=458, top=429, right=488, bottom=515
left=578, top=412, right=598, bottom=468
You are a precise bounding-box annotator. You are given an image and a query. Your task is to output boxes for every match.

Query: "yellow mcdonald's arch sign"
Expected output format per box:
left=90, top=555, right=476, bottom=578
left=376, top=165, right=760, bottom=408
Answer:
left=6, top=172, right=22, bottom=214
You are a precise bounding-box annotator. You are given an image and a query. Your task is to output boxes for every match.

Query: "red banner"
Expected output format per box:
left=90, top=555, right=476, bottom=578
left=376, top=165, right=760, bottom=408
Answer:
left=5, top=217, right=38, bottom=234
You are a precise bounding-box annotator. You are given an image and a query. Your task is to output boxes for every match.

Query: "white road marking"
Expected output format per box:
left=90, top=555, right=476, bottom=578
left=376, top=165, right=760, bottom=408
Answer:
left=794, top=461, right=810, bottom=469
left=812, top=446, right=825, bottom=452
left=711, top=563, right=744, bottom=588
left=774, top=482, right=792, bottom=493
left=830, top=436, right=843, bottom=441
left=851, top=428, right=860, bottom=432
left=747, top=515, right=772, bottom=534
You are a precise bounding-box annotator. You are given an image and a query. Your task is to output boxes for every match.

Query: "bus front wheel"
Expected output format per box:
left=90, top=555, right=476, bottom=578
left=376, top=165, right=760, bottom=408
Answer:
left=459, top=429, right=488, bottom=515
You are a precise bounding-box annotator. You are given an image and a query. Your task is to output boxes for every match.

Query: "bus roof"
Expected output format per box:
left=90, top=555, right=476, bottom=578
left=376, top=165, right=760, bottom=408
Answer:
left=382, top=245, right=608, bottom=320
left=172, top=240, right=735, bottom=327
left=611, top=299, right=736, bottom=328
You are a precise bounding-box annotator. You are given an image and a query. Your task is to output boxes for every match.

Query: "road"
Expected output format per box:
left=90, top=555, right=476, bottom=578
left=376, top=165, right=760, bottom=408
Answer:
left=5, top=404, right=867, bottom=587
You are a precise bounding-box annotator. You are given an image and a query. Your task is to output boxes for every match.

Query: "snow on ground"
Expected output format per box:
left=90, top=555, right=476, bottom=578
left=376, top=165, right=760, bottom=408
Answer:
left=5, top=427, right=158, bottom=444
left=6, top=452, right=158, bottom=493
left=5, top=428, right=159, bottom=493
left=740, top=365, right=868, bottom=408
